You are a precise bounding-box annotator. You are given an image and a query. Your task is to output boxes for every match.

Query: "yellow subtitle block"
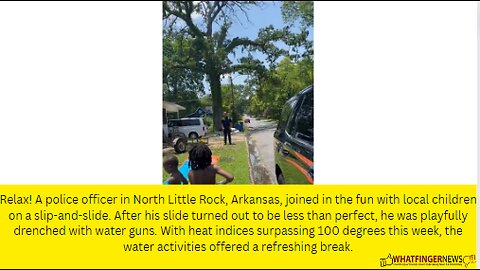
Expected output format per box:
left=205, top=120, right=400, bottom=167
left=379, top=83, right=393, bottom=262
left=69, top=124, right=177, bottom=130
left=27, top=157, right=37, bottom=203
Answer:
left=0, top=185, right=476, bottom=269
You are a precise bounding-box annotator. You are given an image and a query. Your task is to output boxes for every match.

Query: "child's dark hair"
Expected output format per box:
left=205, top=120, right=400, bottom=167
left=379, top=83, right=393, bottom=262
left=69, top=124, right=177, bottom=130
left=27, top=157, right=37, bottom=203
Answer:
left=188, top=144, right=212, bottom=170
left=164, top=155, right=179, bottom=167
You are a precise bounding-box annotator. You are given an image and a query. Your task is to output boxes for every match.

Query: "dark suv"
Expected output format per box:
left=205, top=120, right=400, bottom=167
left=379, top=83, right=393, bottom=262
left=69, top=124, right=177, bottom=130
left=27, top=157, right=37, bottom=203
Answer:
left=273, top=86, right=313, bottom=184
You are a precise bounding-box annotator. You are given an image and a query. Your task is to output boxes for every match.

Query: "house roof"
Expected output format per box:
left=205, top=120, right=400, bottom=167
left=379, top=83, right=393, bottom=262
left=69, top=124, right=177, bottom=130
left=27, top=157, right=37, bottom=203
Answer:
left=163, top=101, right=186, bottom=113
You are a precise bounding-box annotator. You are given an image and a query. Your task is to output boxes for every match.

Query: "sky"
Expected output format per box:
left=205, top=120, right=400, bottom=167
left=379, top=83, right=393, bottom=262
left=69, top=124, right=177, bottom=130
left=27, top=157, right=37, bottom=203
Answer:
left=166, top=1, right=313, bottom=88
left=223, top=2, right=286, bottom=40
left=221, top=2, right=296, bottom=84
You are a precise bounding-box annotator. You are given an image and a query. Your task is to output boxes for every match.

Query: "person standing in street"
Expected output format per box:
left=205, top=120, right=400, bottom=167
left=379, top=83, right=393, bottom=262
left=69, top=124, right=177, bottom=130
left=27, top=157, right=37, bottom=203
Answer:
left=221, top=111, right=232, bottom=145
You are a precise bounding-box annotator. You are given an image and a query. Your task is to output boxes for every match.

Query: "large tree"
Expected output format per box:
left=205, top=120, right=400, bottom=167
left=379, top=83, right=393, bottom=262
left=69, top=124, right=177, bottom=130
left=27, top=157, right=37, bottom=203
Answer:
left=163, top=1, right=308, bottom=130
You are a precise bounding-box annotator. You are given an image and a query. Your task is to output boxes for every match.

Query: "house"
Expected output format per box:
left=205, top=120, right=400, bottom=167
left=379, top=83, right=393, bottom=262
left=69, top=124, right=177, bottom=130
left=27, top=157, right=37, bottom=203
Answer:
left=163, top=101, right=185, bottom=140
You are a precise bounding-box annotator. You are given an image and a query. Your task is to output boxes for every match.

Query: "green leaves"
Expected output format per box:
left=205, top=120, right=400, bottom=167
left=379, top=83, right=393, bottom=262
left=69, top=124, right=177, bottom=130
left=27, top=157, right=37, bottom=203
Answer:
left=281, top=1, right=314, bottom=29
left=163, top=1, right=313, bottom=128
left=247, top=56, right=313, bottom=120
left=163, top=29, right=204, bottom=115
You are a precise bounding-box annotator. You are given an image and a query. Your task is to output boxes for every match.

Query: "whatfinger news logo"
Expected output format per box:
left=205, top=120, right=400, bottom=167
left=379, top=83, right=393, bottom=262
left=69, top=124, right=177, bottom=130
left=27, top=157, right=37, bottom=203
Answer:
left=380, top=253, right=476, bottom=268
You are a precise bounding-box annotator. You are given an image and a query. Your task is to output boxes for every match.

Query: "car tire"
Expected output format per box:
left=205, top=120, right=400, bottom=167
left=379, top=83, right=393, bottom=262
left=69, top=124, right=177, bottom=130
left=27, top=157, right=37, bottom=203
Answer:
left=277, top=172, right=285, bottom=184
left=189, top=132, right=199, bottom=139
left=173, top=138, right=187, bottom=153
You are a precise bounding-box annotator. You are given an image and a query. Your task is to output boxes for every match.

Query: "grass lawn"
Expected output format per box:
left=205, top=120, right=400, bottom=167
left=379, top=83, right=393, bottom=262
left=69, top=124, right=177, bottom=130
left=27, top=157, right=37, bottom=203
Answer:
left=163, top=140, right=250, bottom=184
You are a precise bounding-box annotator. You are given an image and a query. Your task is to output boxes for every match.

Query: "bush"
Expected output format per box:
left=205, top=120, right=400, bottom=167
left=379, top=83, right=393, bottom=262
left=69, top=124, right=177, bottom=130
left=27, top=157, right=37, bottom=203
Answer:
left=202, top=116, right=215, bottom=133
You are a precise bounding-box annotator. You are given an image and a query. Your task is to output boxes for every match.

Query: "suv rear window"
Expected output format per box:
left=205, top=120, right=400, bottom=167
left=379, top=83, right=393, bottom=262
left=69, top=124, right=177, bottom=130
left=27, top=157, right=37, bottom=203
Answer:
left=168, top=120, right=180, bottom=127
left=181, top=119, right=200, bottom=126
left=289, top=90, right=313, bottom=144
left=277, top=98, right=297, bottom=131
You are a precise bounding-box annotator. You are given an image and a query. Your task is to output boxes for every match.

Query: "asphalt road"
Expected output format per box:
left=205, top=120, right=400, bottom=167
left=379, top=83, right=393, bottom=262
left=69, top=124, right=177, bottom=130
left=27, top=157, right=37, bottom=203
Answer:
left=245, top=115, right=278, bottom=184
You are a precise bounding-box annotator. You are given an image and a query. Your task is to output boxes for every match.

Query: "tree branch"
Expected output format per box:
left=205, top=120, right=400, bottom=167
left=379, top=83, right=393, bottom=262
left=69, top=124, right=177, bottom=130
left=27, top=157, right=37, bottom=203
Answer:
left=211, top=1, right=228, bottom=23
left=225, top=37, right=261, bottom=53
left=216, top=22, right=230, bottom=49
left=166, top=62, right=204, bottom=73
left=163, top=1, right=205, bottom=38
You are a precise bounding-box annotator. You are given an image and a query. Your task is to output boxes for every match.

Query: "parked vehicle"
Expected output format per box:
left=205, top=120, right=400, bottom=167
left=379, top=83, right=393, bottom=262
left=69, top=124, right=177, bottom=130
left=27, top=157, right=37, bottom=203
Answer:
left=273, top=86, right=313, bottom=184
left=168, top=117, right=207, bottom=139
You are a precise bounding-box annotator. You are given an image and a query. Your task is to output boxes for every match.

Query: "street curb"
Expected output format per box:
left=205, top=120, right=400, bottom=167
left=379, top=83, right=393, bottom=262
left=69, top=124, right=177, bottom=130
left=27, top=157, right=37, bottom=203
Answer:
left=243, top=116, right=277, bottom=184
left=243, top=117, right=255, bottom=184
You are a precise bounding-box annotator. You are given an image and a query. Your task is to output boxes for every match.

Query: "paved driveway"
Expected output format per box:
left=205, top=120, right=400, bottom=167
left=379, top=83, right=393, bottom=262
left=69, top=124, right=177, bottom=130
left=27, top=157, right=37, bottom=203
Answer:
left=245, top=115, right=277, bottom=184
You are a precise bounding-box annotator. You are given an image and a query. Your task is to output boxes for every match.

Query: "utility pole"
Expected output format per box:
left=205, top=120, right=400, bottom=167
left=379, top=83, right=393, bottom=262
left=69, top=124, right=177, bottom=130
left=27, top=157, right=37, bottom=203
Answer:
left=230, top=75, right=236, bottom=122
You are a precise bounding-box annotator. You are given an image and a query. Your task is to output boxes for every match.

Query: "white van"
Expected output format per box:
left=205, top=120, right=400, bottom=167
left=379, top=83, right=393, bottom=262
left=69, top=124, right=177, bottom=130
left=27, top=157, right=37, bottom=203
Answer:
left=167, top=118, right=207, bottom=139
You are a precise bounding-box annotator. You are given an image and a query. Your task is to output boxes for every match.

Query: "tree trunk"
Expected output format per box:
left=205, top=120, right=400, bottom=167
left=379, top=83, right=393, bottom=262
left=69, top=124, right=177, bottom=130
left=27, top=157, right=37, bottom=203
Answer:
left=209, top=72, right=223, bottom=131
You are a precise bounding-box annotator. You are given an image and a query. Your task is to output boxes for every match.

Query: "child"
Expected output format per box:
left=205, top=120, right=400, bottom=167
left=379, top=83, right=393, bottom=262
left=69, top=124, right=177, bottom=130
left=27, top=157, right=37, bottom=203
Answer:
left=188, top=144, right=234, bottom=184
left=163, top=155, right=189, bottom=185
